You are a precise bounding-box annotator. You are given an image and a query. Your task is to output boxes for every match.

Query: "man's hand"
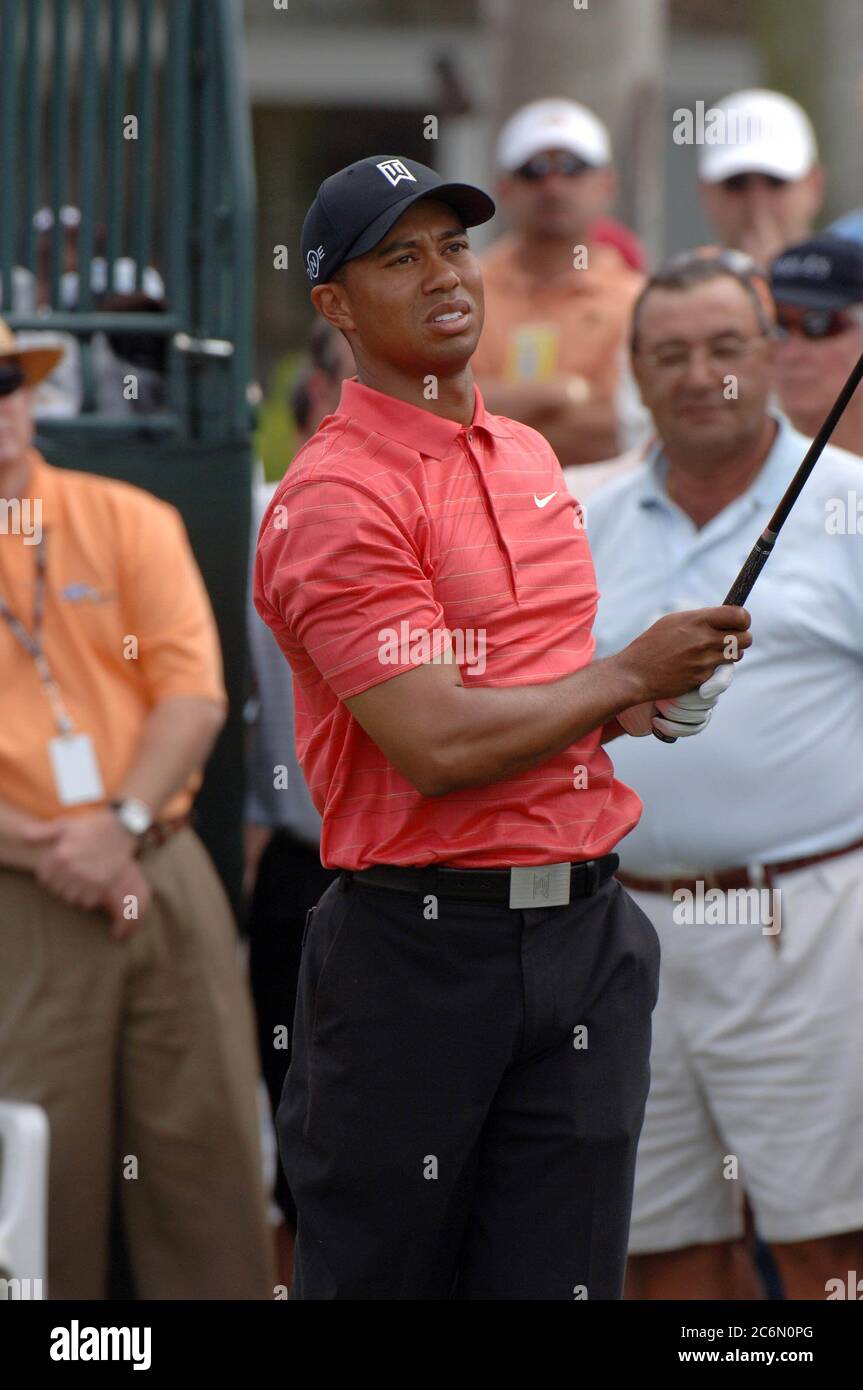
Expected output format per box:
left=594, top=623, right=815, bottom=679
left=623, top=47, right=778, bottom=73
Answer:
left=100, top=859, right=153, bottom=941
left=31, top=808, right=137, bottom=909
left=618, top=663, right=735, bottom=739
left=617, top=605, right=751, bottom=705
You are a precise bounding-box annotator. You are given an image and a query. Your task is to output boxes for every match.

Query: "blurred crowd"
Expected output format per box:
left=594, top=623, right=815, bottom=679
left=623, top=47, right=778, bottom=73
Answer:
left=3, top=82, right=863, bottom=1300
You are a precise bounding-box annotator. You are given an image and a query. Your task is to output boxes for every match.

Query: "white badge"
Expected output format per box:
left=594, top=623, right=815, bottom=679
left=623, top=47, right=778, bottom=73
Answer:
left=509, top=862, right=571, bottom=909
left=48, top=733, right=106, bottom=806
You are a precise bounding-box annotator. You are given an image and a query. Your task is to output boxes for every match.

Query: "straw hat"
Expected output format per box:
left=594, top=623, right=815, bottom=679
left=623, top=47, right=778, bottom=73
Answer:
left=0, top=315, right=65, bottom=387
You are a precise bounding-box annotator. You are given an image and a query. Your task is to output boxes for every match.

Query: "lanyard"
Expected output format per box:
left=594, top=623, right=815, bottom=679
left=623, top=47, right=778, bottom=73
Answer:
left=0, top=535, right=74, bottom=735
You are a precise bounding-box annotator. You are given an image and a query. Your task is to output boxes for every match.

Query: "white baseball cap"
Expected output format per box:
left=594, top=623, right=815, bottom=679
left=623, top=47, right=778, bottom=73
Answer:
left=698, top=89, right=818, bottom=184
left=496, top=98, right=611, bottom=173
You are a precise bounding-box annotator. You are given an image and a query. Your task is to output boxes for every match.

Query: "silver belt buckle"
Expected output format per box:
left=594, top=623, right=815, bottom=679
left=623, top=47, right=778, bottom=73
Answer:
left=509, top=862, right=571, bottom=909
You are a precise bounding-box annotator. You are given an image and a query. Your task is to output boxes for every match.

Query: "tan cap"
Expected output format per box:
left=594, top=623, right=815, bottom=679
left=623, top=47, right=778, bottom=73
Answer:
left=0, top=315, right=65, bottom=387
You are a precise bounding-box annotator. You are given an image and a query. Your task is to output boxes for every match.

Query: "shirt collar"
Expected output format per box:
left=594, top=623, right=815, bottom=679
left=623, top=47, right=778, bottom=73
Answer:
left=336, top=377, right=513, bottom=459
left=638, top=410, right=796, bottom=515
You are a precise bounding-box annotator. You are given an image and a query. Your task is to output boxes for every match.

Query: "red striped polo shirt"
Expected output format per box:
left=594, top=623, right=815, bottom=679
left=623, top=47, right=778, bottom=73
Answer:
left=253, top=378, right=641, bottom=870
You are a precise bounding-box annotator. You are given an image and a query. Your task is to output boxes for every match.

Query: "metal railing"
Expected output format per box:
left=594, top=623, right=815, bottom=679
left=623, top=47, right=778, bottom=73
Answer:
left=0, top=0, right=255, bottom=442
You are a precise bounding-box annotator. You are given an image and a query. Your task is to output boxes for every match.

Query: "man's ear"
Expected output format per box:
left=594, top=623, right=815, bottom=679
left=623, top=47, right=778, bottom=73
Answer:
left=311, top=280, right=356, bottom=334
left=630, top=348, right=650, bottom=408
left=805, top=163, right=826, bottom=211
left=601, top=166, right=618, bottom=209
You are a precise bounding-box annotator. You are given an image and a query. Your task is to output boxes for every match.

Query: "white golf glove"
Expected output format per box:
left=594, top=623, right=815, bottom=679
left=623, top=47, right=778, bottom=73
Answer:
left=617, top=662, right=735, bottom=739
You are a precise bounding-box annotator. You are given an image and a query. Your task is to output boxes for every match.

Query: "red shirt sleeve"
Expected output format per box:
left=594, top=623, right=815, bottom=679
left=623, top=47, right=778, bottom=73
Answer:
left=254, top=476, right=452, bottom=700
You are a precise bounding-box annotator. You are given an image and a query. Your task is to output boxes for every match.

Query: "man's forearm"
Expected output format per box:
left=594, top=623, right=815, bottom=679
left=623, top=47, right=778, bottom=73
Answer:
left=428, top=654, right=644, bottom=795
left=0, top=697, right=224, bottom=875
left=474, top=378, right=619, bottom=464
left=476, top=378, right=564, bottom=427
left=542, top=400, right=619, bottom=467
left=113, top=694, right=226, bottom=815
left=0, top=798, right=53, bottom=870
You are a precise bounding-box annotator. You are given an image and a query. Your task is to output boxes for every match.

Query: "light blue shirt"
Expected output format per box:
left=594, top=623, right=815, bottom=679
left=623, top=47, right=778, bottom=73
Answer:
left=585, top=412, right=863, bottom=873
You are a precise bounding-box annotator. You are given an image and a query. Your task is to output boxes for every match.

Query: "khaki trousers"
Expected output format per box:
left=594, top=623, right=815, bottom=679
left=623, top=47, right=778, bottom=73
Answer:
left=0, top=828, right=274, bottom=1300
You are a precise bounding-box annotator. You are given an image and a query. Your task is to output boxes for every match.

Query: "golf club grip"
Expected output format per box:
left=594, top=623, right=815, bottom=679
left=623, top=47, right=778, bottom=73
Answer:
left=723, top=535, right=774, bottom=606
left=652, top=535, right=775, bottom=744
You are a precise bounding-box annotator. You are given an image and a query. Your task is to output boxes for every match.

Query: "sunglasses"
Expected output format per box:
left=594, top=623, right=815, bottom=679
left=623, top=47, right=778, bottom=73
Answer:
left=665, top=246, right=763, bottom=278
left=720, top=172, right=789, bottom=193
left=776, top=308, right=857, bottom=340
left=515, top=151, right=592, bottom=181
left=0, top=361, right=24, bottom=397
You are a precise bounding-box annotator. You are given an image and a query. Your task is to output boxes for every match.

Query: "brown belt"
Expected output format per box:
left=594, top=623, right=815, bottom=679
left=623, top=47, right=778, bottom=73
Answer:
left=135, top=811, right=193, bottom=857
left=615, top=833, right=863, bottom=897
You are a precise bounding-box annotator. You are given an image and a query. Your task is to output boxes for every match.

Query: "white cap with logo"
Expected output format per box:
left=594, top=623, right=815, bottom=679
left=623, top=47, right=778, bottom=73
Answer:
left=496, top=98, right=611, bottom=173
left=698, top=89, right=818, bottom=184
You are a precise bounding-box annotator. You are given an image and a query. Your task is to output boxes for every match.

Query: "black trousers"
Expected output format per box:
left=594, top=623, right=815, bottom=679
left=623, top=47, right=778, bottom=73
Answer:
left=277, top=865, right=661, bottom=1300
left=247, top=829, right=338, bottom=1226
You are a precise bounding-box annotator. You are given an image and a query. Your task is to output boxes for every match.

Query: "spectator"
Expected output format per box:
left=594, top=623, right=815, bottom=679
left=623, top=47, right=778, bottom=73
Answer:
left=1, top=208, right=169, bottom=419
left=29, top=207, right=168, bottom=418
left=586, top=251, right=863, bottom=1299
left=562, top=246, right=772, bottom=505
left=472, top=97, right=648, bottom=465
left=770, top=234, right=863, bottom=457
left=0, top=320, right=273, bottom=1299
left=244, top=320, right=352, bottom=1285
left=698, top=89, right=824, bottom=269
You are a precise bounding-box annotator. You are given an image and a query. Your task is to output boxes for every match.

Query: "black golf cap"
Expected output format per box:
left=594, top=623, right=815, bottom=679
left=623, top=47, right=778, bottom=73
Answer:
left=301, top=155, right=496, bottom=285
left=770, top=234, right=863, bottom=310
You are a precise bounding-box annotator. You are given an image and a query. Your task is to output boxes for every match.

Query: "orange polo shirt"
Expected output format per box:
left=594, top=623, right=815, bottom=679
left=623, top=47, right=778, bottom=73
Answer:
left=0, top=448, right=226, bottom=820
left=254, top=378, right=642, bottom=871
left=472, top=233, right=644, bottom=401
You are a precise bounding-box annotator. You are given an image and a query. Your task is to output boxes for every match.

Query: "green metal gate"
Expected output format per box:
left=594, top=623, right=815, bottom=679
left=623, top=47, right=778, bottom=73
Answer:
left=0, top=0, right=256, bottom=910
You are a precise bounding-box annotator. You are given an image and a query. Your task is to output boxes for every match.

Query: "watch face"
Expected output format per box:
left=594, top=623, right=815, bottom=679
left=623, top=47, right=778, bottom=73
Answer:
left=121, top=800, right=152, bottom=835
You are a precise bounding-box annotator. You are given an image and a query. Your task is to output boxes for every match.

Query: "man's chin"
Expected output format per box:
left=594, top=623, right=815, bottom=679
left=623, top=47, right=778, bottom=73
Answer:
left=420, top=334, right=480, bottom=374
left=666, top=416, right=740, bottom=453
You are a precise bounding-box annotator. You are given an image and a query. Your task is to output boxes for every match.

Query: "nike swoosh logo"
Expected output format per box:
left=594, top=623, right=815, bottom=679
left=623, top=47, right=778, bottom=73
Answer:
left=533, top=492, right=557, bottom=508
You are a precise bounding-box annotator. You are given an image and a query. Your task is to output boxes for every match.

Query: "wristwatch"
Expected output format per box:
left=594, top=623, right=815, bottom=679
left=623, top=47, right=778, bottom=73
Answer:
left=110, top=797, right=154, bottom=839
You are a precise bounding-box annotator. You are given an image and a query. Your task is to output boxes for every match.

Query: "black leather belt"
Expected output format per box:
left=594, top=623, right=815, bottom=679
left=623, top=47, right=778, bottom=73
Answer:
left=345, top=854, right=619, bottom=904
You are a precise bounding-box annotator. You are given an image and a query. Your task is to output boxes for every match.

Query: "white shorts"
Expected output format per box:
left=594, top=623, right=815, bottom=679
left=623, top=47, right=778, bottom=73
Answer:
left=625, top=848, right=863, bottom=1253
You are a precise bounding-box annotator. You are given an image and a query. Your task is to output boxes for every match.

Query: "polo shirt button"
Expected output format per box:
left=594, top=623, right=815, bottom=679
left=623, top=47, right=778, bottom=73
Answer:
left=467, top=432, right=474, bottom=443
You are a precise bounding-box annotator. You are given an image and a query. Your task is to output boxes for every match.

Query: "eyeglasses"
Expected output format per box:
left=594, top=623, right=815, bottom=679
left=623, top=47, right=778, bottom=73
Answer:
left=720, top=172, right=789, bottom=193
left=514, top=151, right=592, bottom=181
left=775, top=308, right=857, bottom=340
left=0, top=361, right=24, bottom=397
left=636, top=334, right=768, bottom=373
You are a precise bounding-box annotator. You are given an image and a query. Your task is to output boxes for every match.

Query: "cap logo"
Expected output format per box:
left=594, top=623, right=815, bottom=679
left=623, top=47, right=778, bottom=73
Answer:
left=376, top=158, right=416, bottom=188
left=773, top=252, right=831, bottom=281
left=306, top=244, right=325, bottom=281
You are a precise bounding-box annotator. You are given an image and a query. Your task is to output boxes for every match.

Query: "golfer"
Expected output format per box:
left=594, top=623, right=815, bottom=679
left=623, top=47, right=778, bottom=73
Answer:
left=254, top=155, right=749, bottom=1300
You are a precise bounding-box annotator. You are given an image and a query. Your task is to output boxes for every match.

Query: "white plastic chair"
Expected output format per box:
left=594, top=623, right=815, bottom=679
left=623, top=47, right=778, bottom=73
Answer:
left=0, top=1101, right=49, bottom=1299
